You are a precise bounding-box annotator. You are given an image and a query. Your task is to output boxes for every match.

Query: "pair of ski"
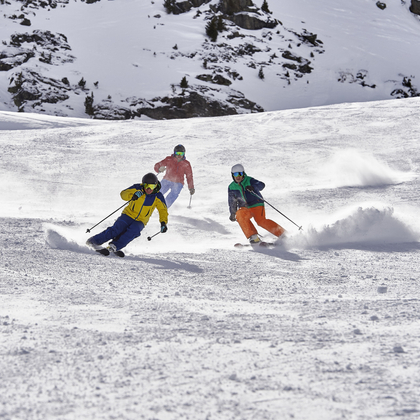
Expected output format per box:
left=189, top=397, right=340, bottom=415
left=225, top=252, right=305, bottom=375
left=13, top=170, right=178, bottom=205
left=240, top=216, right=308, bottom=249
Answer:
left=234, top=241, right=276, bottom=249
left=95, top=247, right=125, bottom=257
left=87, top=244, right=125, bottom=257
left=86, top=239, right=125, bottom=257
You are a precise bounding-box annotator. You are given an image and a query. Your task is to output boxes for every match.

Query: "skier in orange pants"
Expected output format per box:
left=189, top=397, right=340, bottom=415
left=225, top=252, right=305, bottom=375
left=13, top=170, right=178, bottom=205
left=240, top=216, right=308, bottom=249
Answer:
left=228, top=164, right=285, bottom=244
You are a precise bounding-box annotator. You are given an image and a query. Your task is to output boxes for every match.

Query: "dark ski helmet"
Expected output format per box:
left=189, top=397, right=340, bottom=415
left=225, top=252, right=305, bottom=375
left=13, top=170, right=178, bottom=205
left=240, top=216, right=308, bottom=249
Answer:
left=141, top=172, right=161, bottom=193
left=174, top=144, right=186, bottom=155
left=142, top=173, right=158, bottom=184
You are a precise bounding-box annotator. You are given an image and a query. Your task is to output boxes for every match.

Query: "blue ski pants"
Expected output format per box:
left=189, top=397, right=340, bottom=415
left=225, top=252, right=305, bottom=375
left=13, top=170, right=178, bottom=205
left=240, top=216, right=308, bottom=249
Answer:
left=160, top=179, right=183, bottom=208
left=91, top=214, right=144, bottom=251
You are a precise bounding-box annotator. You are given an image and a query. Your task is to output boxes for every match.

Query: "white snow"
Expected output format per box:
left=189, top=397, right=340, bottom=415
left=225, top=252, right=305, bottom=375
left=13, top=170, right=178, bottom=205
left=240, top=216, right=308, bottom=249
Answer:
left=1, top=96, right=420, bottom=418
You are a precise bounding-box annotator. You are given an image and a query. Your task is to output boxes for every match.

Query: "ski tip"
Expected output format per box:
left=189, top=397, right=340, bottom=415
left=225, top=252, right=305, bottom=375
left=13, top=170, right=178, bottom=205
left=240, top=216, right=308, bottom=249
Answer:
left=96, top=248, right=110, bottom=256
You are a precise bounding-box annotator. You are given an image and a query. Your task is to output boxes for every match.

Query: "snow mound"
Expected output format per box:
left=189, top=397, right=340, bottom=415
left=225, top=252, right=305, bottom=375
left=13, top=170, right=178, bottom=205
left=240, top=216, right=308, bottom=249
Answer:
left=44, top=223, right=90, bottom=254
left=290, top=205, right=419, bottom=248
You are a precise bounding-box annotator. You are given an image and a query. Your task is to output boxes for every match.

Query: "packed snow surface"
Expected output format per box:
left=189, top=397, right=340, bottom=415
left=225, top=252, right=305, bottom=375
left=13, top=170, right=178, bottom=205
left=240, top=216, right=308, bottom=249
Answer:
left=1, top=97, right=420, bottom=418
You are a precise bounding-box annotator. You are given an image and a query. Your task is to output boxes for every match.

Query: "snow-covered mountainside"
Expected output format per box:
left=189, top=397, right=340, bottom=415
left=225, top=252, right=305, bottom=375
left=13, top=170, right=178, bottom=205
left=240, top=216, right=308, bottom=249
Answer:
left=1, top=0, right=420, bottom=120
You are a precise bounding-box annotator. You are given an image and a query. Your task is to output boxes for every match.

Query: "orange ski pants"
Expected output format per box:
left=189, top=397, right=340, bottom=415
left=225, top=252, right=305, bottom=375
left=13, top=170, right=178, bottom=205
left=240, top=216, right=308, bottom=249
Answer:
left=235, top=206, right=285, bottom=239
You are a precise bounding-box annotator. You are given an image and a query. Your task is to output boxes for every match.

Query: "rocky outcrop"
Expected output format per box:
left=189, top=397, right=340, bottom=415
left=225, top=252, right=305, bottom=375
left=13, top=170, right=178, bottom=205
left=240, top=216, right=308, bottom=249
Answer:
left=7, top=70, right=72, bottom=110
left=9, top=30, right=71, bottom=50
left=166, top=0, right=278, bottom=30
left=390, top=76, right=420, bottom=98
left=0, top=51, right=35, bottom=71
left=0, top=30, right=74, bottom=71
left=217, top=0, right=278, bottom=30
left=227, top=12, right=278, bottom=30
left=218, top=0, right=255, bottom=14
left=14, top=0, right=69, bottom=9
left=89, top=87, right=263, bottom=120
left=164, top=0, right=211, bottom=14
left=196, top=73, right=232, bottom=86
left=410, top=0, right=420, bottom=14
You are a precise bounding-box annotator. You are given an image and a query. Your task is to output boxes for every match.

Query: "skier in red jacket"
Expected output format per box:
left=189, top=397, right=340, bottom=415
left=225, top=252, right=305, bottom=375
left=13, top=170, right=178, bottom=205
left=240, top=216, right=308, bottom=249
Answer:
left=154, top=144, right=195, bottom=208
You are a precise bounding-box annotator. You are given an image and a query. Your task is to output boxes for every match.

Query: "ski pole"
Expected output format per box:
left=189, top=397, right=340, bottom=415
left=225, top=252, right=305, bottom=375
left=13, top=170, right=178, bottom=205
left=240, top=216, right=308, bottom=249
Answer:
left=188, top=194, right=192, bottom=209
left=147, top=231, right=161, bottom=241
left=249, top=190, right=303, bottom=230
left=86, top=201, right=129, bottom=233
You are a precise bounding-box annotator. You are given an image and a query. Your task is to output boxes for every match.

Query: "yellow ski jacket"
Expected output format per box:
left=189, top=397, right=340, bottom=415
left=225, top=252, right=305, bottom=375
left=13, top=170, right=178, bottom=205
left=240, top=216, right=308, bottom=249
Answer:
left=120, top=183, right=168, bottom=225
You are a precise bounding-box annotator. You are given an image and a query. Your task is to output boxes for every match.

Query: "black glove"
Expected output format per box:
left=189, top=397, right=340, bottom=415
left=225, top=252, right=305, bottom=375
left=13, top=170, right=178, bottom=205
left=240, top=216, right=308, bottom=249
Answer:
left=132, top=190, right=143, bottom=201
left=160, top=222, right=168, bottom=233
left=246, top=185, right=254, bottom=192
left=229, top=214, right=236, bottom=222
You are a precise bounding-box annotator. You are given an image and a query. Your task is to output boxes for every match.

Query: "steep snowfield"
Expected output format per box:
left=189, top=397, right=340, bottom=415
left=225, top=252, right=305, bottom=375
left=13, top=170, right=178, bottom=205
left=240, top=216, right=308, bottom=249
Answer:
left=1, top=97, right=420, bottom=418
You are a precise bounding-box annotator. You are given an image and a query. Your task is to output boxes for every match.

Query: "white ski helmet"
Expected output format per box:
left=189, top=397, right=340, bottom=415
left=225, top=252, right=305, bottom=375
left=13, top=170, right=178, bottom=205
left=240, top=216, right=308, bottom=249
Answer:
left=231, top=163, right=245, bottom=174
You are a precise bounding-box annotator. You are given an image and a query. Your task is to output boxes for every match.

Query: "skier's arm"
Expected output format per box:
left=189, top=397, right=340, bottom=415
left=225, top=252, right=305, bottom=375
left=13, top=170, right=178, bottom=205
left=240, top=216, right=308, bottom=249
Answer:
left=154, top=157, right=168, bottom=173
left=250, top=178, right=265, bottom=192
left=121, top=184, right=142, bottom=201
left=185, top=161, right=194, bottom=189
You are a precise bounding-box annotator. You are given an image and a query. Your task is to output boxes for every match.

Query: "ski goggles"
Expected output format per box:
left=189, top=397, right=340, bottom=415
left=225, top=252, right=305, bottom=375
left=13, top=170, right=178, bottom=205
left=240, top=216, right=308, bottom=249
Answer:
left=144, top=183, right=157, bottom=190
left=175, top=151, right=185, bottom=156
left=233, top=171, right=244, bottom=177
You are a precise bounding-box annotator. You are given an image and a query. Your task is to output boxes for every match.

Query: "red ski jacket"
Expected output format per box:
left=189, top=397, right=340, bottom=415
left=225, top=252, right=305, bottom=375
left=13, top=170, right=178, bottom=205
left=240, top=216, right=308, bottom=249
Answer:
left=154, top=156, right=194, bottom=189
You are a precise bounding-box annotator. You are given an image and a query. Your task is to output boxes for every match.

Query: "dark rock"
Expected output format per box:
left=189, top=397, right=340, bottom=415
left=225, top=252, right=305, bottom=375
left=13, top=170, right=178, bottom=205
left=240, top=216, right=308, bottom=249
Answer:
left=299, top=63, right=313, bottom=74
left=92, top=101, right=132, bottom=120
left=227, top=92, right=263, bottom=111
left=8, top=70, right=71, bottom=109
left=20, top=18, right=31, bottom=26
left=376, top=1, right=386, bottom=10
left=291, top=30, right=323, bottom=47
left=89, top=86, right=264, bottom=120
left=217, top=0, right=277, bottom=30
left=229, top=13, right=278, bottom=30
left=282, top=51, right=302, bottom=63
left=0, top=51, right=35, bottom=71
left=166, top=0, right=210, bottom=14
left=283, top=63, right=297, bottom=71
left=10, top=30, right=71, bottom=50
left=236, top=43, right=261, bottom=56
left=410, top=0, right=420, bottom=14
left=173, top=1, right=192, bottom=13
left=141, top=90, right=240, bottom=119
left=196, top=73, right=232, bottom=86
left=218, top=0, right=255, bottom=14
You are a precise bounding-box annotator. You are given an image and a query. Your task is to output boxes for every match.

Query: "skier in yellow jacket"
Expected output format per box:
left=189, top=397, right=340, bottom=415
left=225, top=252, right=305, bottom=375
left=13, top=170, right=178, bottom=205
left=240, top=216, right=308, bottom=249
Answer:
left=86, top=173, right=168, bottom=257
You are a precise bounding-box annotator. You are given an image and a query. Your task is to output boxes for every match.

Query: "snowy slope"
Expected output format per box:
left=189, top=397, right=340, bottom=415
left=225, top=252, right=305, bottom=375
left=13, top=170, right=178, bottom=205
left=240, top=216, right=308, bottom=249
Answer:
left=1, top=98, right=420, bottom=418
left=0, top=0, right=420, bottom=118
